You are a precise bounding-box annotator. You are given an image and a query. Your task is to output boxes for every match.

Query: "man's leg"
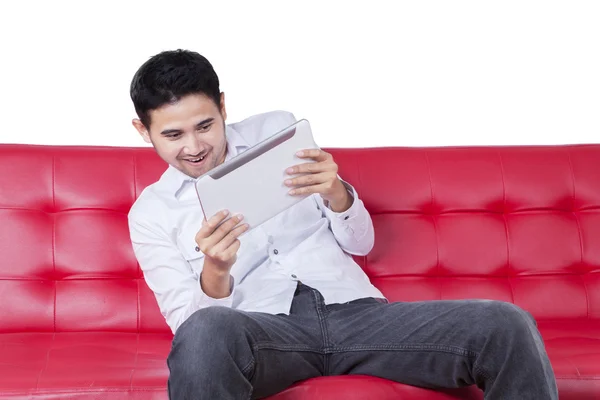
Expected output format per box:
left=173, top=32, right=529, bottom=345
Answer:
left=325, top=297, right=558, bottom=400
left=167, top=284, right=326, bottom=400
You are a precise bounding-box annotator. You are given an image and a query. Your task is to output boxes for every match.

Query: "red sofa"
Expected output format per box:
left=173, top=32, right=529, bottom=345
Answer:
left=1, top=143, right=599, bottom=399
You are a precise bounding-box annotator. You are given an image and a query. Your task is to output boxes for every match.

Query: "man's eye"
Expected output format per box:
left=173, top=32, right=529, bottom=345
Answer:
left=167, top=133, right=182, bottom=139
left=198, top=125, right=211, bottom=132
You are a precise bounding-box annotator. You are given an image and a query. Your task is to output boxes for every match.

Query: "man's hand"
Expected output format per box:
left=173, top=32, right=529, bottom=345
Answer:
left=195, top=210, right=248, bottom=298
left=284, top=149, right=353, bottom=213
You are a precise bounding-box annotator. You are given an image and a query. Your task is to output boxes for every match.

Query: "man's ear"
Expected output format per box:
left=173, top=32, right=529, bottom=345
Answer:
left=219, top=92, right=227, bottom=122
left=132, top=119, right=152, bottom=144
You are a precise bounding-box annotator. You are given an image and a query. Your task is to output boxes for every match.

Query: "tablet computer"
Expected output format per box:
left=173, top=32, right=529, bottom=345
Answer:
left=194, top=119, right=319, bottom=231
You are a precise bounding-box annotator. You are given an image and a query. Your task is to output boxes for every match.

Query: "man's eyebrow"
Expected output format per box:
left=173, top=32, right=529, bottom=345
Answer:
left=160, top=118, right=215, bottom=136
left=160, top=128, right=183, bottom=136
left=195, top=118, right=214, bottom=127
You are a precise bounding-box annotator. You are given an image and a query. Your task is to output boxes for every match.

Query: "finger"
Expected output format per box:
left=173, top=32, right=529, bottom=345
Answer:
left=221, top=239, right=242, bottom=261
left=214, top=223, right=248, bottom=254
left=284, top=172, right=329, bottom=188
left=198, top=210, right=229, bottom=238
left=196, top=214, right=248, bottom=258
left=296, top=149, right=329, bottom=161
left=287, top=159, right=336, bottom=175
left=211, top=213, right=245, bottom=244
left=288, top=182, right=327, bottom=196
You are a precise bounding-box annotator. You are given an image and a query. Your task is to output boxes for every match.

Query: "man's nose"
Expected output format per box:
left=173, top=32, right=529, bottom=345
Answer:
left=183, top=133, right=203, bottom=155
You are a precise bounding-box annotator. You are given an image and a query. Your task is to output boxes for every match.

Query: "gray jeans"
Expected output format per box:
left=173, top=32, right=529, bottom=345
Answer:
left=167, top=282, right=558, bottom=399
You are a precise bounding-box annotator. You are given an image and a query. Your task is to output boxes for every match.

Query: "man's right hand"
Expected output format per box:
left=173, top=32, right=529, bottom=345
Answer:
left=195, top=210, right=249, bottom=298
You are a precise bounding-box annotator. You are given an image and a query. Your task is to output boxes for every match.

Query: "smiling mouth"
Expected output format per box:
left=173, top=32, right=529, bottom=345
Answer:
left=183, top=153, right=208, bottom=165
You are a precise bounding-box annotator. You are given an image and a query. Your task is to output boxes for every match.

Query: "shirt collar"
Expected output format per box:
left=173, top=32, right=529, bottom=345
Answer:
left=160, top=124, right=250, bottom=198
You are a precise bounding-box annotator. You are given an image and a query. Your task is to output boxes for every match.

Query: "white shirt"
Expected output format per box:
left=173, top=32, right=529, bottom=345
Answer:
left=128, top=111, right=385, bottom=334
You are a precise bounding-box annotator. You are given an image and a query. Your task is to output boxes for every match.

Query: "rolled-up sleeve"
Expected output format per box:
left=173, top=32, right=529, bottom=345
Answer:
left=318, top=180, right=375, bottom=256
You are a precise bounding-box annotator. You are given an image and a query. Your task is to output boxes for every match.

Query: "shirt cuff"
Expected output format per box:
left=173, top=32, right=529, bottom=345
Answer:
left=322, top=179, right=359, bottom=222
left=195, top=274, right=235, bottom=308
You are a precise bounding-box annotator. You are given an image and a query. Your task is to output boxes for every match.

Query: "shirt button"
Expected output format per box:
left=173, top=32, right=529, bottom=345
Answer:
left=344, top=216, right=349, bottom=220
left=195, top=246, right=200, bottom=252
left=273, top=249, right=279, bottom=255
left=291, top=274, right=297, bottom=279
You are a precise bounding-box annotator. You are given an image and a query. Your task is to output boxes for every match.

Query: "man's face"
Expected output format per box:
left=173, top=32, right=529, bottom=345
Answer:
left=133, top=93, right=228, bottom=178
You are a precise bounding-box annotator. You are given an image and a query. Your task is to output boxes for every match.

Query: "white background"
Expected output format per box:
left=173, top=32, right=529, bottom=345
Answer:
left=0, top=0, right=598, bottom=148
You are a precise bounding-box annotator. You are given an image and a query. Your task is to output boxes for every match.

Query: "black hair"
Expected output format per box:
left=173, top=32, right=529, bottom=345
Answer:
left=130, top=49, right=221, bottom=128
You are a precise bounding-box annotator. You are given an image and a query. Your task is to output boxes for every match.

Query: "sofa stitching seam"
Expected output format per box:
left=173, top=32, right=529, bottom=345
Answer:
left=424, top=152, right=440, bottom=298
left=567, top=150, right=588, bottom=319
left=52, top=154, right=57, bottom=331
left=497, top=150, right=515, bottom=304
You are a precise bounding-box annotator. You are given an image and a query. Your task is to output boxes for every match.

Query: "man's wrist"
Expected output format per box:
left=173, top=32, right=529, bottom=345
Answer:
left=200, top=265, right=232, bottom=299
left=327, top=180, right=353, bottom=213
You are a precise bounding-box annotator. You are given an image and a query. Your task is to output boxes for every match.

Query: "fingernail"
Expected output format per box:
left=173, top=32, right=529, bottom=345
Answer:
left=289, top=189, right=296, bottom=195
left=286, top=167, right=294, bottom=174
left=284, top=179, right=292, bottom=185
left=222, top=210, right=229, bottom=216
left=296, top=151, right=304, bottom=156
left=236, top=214, right=244, bottom=220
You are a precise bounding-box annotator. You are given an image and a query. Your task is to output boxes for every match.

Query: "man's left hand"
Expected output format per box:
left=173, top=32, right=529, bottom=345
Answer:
left=284, top=149, right=353, bottom=213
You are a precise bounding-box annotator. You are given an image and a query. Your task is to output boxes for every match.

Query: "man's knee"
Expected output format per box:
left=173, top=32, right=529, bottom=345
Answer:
left=176, top=306, right=245, bottom=339
left=169, top=307, right=251, bottom=366
left=476, top=301, right=538, bottom=338
left=167, top=307, right=256, bottom=397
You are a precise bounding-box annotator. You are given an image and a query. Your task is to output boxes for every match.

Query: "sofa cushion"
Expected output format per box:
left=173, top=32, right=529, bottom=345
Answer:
left=540, top=320, right=600, bottom=400
left=2, top=322, right=599, bottom=399
left=0, top=332, right=171, bottom=399
left=268, top=376, right=482, bottom=400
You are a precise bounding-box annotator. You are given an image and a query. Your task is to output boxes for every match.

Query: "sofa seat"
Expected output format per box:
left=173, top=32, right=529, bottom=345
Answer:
left=0, top=332, right=171, bottom=400
left=2, top=320, right=599, bottom=399
left=269, top=376, right=482, bottom=400
left=0, top=332, right=482, bottom=399
left=538, top=320, right=600, bottom=399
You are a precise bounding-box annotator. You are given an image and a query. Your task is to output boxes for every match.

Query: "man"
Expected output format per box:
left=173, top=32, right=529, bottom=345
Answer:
left=128, top=49, right=558, bottom=400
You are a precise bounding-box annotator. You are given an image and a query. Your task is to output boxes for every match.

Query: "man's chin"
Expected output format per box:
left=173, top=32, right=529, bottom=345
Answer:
left=185, top=168, right=207, bottom=179
left=177, top=161, right=210, bottom=179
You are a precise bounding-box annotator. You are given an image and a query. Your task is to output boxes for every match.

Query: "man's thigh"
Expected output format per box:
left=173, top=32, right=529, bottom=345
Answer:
left=325, top=298, right=533, bottom=389
left=236, top=285, right=330, bottom=398
left=238, top=309, right=325, bottom=398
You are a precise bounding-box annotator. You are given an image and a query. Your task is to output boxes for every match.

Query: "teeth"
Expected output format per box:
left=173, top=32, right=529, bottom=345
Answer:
left=189, top=156, right=204, bottom=162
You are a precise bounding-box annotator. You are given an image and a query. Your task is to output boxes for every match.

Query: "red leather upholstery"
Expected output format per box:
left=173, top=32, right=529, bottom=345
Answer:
left=1, top=143, right=598, bottom=399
